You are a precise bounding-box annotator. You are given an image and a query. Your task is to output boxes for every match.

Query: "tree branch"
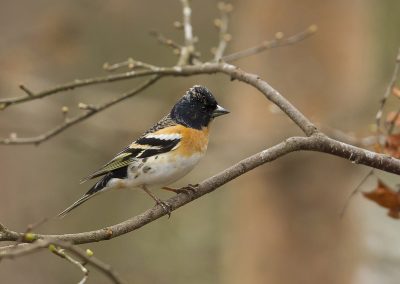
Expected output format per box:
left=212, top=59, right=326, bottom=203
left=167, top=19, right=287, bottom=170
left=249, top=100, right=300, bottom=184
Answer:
left=0, top=69, right=161, bottom=110
left=2, top=134, right=400, bottom=245
left=213, top=2, right=232, bottom=61
left=52, top=242, right=126, bottom=284
left=0, top=76, right=160, bottom=145
left=103, top=58, right=159, bottom=72
left=149, top=31, right=183, bottom=55
left=0, top=238, right=126, bottom=284
left=180, top=0, right=195, bottom=47
left=222, top=25, right=317, bottom=62
left=1, top=61, right=316, bottom=145
left=50, top=244, right=90, bottom=284
left=0, top=26, right=316, bottom=112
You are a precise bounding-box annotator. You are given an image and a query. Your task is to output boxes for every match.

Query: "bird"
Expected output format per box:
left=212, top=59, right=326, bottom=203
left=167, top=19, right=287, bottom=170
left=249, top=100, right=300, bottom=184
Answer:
left=58, top=85, right=229, bottom=217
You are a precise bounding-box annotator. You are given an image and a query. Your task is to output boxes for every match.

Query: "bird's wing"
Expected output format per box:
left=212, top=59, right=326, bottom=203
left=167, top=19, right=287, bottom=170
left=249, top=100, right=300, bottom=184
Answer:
left=80, top=131, right=182, bottom=183
left=60, top=129, right=182, bottom=218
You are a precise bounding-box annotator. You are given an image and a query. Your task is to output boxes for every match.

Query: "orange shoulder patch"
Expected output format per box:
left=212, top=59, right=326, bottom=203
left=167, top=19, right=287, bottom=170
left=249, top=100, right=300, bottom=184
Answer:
left=154, top=125, right=209, bottom=156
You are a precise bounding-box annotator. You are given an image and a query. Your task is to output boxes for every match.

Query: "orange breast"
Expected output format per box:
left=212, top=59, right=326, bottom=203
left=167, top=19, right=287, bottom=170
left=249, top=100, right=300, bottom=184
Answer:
left=154, top=125, right=210, bottom=157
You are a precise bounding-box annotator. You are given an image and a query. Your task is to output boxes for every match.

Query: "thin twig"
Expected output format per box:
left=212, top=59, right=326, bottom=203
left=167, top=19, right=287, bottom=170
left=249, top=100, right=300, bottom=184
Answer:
left=19, top=85, right=34, bottom=97
left=222, top=25, right=317, bottom=62
left=66, top=244, right=125, bottom=284
left=0, top=68, right=161, bottom=109
left=0, top=239, right=126, bottom=284
left=103, top=58, right=158, bottom=72
left=213, top=2, right=232, bottom=61
left=0, top=27, right=314, bottom=111
left=103, top=59, right=134, bottom=72
left=149, top=31, right=183, bottom=51
left=1, top=62, right=317, bottom=145
left=0, top=63, right=317, bottom=141
left=12, top=217, right=48, bottom=246
left=0, top=76, right=160, bottom=145
left=50, top=245, right=89, bottom=284
left=180, top=0, right=194, bottom=47
left=339, top=169, right=374, bottom=218
left=177, top=0, right=196, bottom=65
left=375, top=47, right=400, bottom=137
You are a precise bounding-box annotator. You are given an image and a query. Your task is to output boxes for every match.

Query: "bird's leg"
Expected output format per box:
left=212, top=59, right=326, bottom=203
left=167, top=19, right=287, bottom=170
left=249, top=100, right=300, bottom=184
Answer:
left=141, top=185, right=172, bottom=218
left=162, top=184, right=198, bottom=195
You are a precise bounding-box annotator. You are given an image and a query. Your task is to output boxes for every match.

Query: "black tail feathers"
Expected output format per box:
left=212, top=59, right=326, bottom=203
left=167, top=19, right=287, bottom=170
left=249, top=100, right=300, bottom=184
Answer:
left=58, top=178, right=109, bottom=218
left=58, top=170, right=126, bottom=218
left=58, top=193, right=93, bottom=218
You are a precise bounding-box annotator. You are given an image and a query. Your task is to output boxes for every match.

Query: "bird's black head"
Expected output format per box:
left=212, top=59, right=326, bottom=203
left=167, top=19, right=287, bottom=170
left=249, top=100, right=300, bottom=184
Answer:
left=171, top=85, right=229, bottom=129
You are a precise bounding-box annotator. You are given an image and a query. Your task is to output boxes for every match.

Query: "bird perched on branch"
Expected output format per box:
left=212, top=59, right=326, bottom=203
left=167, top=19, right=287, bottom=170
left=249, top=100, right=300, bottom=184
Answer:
left=58, top=85, right=229, bottom=217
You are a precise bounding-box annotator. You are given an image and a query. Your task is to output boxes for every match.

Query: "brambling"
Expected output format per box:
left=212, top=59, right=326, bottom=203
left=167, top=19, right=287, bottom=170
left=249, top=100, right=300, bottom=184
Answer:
left=58, top=85, right=229, bottom=217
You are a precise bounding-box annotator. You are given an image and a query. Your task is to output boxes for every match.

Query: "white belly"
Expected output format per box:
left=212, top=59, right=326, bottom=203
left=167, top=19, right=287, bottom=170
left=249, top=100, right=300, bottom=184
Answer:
left=121, top=152, right=204, bottom=188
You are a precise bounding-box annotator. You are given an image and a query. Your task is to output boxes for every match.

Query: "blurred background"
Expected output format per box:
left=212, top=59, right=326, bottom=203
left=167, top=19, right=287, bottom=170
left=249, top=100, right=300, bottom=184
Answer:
left=1, top=0, right=400, bottom=283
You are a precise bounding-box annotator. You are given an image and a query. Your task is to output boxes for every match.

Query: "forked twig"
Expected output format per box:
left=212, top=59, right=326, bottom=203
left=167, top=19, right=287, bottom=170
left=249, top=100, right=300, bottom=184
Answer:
left=222, top=25, right=317, bottom=62
left=213, top=2, right=233, bottom=61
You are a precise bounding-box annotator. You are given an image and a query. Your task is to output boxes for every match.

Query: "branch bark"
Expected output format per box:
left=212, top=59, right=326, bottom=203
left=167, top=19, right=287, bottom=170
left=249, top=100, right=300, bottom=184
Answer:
left=2, top=134, right=400, bottom=245
left=1, top=61, right=316, bottom=144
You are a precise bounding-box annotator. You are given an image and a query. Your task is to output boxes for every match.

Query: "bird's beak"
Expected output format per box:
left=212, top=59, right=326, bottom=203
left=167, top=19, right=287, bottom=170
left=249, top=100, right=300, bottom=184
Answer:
left=212, top=105, right=230, bottom=118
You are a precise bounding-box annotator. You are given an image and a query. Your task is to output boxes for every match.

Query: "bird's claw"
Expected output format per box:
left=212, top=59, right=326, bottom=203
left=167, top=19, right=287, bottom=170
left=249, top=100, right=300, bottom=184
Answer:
left=162, top=184, right=198, bottom=195
left=156, top=200, right=172, bottom=218
left=181, top=183, right=198, bottom=194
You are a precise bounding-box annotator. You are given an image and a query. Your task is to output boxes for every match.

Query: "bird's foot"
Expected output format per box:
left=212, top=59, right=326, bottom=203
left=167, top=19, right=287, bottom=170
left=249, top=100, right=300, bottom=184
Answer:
left=155, top=199, right=172, bottom=218
left=142, top=186, right=172, bottom=218
left=162, top=184, right=198, bottom=195
left=162, top=186, right=188, bottom=194
left=182, top=183, right=199, bottom=193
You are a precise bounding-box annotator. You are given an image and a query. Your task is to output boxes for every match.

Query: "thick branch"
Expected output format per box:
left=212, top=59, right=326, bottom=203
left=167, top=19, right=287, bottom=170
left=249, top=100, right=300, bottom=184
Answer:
left=2, top=134, right=400, bottom=245
left=1, top=62, right=316, bottom=144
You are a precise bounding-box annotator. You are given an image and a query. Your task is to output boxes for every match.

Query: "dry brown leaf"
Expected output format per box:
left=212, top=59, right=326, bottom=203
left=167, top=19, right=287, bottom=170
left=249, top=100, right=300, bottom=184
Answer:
left=363, top=179, right=400, bottom=219
left=383, top=133, right=400, bottom=158
left=386, top=111, right=400, bottom=127
left=392, top=86, right=400, bottom=99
